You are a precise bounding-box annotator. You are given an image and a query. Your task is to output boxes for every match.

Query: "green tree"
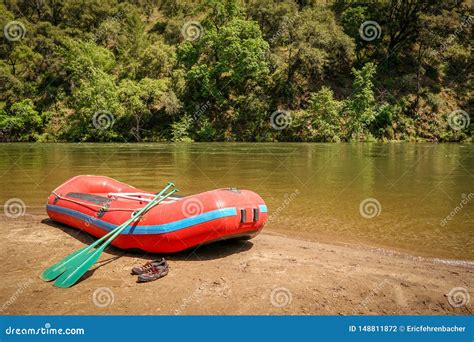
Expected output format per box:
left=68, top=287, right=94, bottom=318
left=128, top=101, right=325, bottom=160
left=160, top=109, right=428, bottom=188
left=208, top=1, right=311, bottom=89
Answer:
left=305, top=86, right=343, bottom=142
left=345, top=62, right=377, bottom=140
left=0, top=99, right=42, bottom=141
left=58, top=38, right=122, bottom=141
left=270, top=6, right=355, bottom=108
left=118, top=78, right=176, bottom=141
left=340, top=6, right=370, bottom=62
left=171, top=114, right=193, bottom=142
left=179, top=12, right=270, bottom=140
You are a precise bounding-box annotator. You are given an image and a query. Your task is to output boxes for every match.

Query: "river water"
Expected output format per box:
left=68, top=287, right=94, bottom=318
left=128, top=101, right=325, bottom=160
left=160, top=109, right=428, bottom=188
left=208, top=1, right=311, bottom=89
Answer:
left=1, top=143, right=472, bottom=260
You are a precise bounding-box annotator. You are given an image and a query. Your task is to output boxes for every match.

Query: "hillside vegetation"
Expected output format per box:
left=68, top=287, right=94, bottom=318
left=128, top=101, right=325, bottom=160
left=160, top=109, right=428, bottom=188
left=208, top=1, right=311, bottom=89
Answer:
left=0, top=0, right=472, bottom=142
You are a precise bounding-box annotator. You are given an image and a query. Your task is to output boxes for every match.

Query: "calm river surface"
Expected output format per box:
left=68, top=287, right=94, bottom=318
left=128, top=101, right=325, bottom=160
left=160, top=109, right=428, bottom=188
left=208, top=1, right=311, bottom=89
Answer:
left=1, top=143, right=472, bottom=260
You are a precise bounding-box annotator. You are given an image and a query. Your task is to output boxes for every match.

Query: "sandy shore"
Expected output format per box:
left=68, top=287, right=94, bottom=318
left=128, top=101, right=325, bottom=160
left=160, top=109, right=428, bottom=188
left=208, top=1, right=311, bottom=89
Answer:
left=0, top=214, right=472, bottom=315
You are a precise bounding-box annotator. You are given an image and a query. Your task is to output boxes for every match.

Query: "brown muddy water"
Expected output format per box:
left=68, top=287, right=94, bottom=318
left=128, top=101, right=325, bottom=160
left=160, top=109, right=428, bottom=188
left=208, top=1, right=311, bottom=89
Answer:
left=0, top=143, right=472, bottom=260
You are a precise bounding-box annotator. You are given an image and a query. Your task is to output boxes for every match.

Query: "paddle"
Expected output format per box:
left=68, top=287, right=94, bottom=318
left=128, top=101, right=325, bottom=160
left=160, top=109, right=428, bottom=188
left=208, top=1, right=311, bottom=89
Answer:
left=41, top=182, right=175, bottom=282
left=53, top=187, right=179, bottom=288
left=54, top=187, right=176, bottom=274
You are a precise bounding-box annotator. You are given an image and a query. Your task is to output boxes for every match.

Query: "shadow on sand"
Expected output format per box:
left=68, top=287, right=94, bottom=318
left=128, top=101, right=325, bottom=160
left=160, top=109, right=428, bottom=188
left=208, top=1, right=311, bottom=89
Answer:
left=41, top=218, right=254, bottom=264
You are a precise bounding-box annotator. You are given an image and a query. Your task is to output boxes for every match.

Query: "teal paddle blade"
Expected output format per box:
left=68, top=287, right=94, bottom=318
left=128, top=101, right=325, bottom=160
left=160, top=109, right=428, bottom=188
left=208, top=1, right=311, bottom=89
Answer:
left=53, top=247, right=104, bottom=288
left=41, top=246, right=90, bottom=281
left=50, top=186, right=179, bottom=288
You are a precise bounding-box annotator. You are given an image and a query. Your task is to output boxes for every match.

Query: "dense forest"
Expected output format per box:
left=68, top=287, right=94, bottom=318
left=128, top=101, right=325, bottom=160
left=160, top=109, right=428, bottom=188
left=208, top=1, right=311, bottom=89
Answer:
left=0, top=0, right=472, bottom=142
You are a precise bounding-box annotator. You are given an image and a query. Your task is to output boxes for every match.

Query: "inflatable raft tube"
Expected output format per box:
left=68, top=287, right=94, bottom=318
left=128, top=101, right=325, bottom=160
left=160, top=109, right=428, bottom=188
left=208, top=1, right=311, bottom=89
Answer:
left=46, top=175, right=268, bottom=253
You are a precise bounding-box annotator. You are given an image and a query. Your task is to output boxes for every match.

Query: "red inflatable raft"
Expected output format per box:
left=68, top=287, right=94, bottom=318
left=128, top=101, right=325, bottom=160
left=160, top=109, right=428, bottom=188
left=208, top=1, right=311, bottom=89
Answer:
left=46, top=176, right=268, bottom=253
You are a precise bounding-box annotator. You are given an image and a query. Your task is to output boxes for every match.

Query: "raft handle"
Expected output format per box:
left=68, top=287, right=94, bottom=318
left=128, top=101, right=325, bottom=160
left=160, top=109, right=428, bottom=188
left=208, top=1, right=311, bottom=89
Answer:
left=252, top=208, right=259, bottom=222
left=97, top=204, right=110, bottom=218
left=240, top=209, right=247, bottom=223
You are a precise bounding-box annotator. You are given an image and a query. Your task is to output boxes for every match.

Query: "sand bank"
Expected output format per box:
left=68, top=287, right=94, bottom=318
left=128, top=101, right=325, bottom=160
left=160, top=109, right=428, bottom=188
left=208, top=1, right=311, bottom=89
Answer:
left=0, top=215, right=472, bottom=315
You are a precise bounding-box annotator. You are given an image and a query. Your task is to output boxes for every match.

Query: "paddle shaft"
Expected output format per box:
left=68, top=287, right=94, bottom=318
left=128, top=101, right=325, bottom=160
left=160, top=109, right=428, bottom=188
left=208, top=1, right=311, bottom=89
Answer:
left=53, top=188, right=179, bottom=287
left=63, top=186, right=177, bottom=265
left=98, top=188, right=179, bottom=250
left=41, top=182, right=175, bottom=281
left=80, top=182, right=175, bottom=250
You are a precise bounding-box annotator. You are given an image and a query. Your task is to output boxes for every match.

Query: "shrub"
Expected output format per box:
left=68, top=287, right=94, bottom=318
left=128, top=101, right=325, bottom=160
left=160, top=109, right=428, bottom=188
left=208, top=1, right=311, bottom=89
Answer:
left=171, top=115, right=193, bottom=142
left=0, top=99, right=42, bottom=141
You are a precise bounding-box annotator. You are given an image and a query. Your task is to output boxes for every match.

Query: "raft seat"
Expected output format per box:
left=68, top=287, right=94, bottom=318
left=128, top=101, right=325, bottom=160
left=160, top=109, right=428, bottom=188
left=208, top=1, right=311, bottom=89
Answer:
left=66, top=192, right=111, bottom=205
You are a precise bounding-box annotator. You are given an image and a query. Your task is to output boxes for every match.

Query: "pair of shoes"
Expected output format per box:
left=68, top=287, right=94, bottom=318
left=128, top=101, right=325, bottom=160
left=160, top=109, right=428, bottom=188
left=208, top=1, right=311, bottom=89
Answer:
left=137, top=265, right=169, bottom=283
left=131, top=257, right=167, bottom=275
left=131, top=258, right=169, bottom=283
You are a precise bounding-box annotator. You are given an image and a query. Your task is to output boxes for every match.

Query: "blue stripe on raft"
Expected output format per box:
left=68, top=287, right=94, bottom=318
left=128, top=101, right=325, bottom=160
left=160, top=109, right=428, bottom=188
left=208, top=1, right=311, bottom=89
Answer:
left=259, top=205, right=268, bottom=213
left=46, top=204, right=237, bottom=235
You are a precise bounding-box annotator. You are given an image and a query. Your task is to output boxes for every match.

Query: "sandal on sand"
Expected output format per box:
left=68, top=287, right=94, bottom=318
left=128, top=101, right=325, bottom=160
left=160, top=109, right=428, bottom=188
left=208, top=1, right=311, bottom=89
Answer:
left=137, top=265, right=169, bottom=283
left=131, top=258, right=167, bottom=275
